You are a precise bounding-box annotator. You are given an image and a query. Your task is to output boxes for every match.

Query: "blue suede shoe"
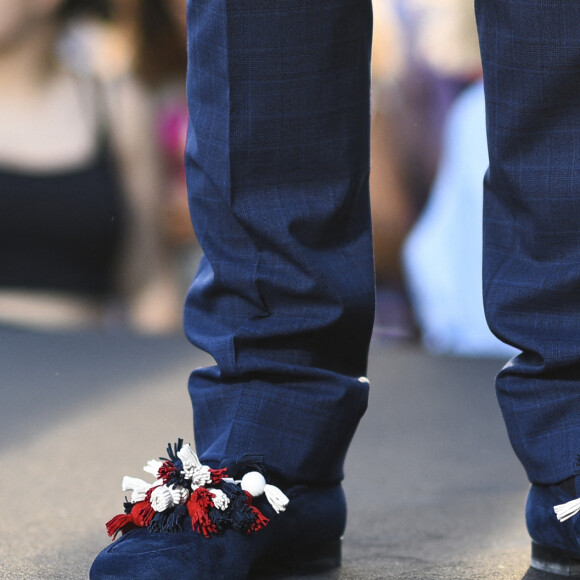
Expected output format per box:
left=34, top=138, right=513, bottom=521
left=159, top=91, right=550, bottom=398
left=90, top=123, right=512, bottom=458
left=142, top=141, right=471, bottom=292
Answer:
left=90, top=484, right=344, bottom=579
left=527, top=483, right=580, bottom=576
left=90, top=441, right=345, bottom=580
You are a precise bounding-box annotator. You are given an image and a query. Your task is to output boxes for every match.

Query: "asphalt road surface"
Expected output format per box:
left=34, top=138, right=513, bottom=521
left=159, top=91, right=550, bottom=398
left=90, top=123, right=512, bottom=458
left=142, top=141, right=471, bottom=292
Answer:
left=0, top=327, right=556, bottom=579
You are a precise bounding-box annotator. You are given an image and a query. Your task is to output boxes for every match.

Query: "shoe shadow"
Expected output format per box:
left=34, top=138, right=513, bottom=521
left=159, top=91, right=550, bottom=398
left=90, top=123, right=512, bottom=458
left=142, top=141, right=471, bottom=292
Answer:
left=522, top=567, right=562, bottom=579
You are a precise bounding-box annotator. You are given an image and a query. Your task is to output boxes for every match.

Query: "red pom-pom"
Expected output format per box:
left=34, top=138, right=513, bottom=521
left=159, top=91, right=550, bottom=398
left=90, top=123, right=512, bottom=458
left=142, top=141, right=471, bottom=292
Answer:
left=187, top=488, right=218, bottom=538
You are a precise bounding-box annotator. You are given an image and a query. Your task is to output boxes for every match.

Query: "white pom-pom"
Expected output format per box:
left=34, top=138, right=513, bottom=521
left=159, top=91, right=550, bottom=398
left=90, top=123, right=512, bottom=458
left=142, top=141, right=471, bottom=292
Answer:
left=240, top=471, right=266, bottom=497
left=143, top=459, right=163, bottom=478
left=208, top=488, right=230, bottom=511
left=150, top=486, right=174, bottom=512
left=554, top=498, right=580, bottom=522
left=264, top=484, right=289, bottom=513
left=169, top=485, right=190, bottom=505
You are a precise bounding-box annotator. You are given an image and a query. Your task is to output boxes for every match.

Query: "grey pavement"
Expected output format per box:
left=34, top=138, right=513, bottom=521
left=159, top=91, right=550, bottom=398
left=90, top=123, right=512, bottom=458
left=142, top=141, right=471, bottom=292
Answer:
left=0, top=328, right=556, bottom=579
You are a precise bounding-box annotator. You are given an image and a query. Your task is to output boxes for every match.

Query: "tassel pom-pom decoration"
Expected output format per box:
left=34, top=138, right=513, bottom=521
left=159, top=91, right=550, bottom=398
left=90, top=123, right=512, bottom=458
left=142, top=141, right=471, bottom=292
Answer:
left=106, top=513, right=134, bottom=539
left=150, top=486, right=175, bottom=512
left=189, top=465, right=213, bottom=488
left=143, top=459, right=163, bottom=478
left=555, top=497, right=580, bottom=522
left=122, top=476, right=161, bottom=503
left=264, top=483, right=289, bottom=513
left=207, top=488, right=229, bottom=511
left=177, top=444, right=201, bottom=474
left=170, top=485, right=190, bottom=506
left=158, top=460, right=178, bottom=483
left=240, top=472, right=288, bottom=513
left=132, top=499, right=155, bottom=528
left=188, top=488, right=218, bottom=538
left=104, top=440, right=290, bottom=541
left=248, top=505, right=269, bottom=533
left=241, top=471, right=266, bottom=497
left=163, top=504, right=188, bottom=534
left=210, top=467, right=228, bottom=484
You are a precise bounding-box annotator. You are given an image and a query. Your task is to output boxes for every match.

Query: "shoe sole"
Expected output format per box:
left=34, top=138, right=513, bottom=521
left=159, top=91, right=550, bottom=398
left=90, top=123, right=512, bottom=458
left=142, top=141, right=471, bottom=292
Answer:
left=251, top=538, right=342, bottom=578
left=531, top=541, right=580, bottom=577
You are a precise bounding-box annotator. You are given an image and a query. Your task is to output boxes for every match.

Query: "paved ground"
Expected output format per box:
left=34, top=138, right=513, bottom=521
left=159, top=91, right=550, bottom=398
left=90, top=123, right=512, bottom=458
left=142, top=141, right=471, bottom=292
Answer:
left=0, top=327, right=557, bottom=579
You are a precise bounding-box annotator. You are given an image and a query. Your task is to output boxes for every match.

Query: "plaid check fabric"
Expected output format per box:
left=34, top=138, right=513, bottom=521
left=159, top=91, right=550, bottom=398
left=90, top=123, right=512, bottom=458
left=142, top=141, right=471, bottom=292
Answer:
left=183, top=0, right=374, bottom=483
left=477, top=0, right=580, bottom=484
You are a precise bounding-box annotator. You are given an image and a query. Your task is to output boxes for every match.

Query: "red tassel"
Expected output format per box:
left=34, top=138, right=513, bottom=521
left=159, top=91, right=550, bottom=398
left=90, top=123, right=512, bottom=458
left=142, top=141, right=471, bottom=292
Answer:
left=209, top=467, right=228, bottom=484
left=158, top=460, right=177, bottom=483
left=106, top=513, right=134, bottom=539
left=106, top=492, right=156, bottom=539
left=248, top=505, right=269, bottom=533
left=242, top=491, right=269, bottom=533
left=132, top=499, right=155, bottom=527
left=187, top=488, right=218, bottom=538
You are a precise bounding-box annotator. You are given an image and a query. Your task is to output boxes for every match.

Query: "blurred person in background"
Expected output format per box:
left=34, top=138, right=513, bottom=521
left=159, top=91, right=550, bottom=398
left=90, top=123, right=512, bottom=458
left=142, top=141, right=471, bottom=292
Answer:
left=370, top=0, right=481, bottom=340
left=70, top=0, right=199, bottom=300
left=0, top=0, right=181, bottom=332
left=133, top=0, right=200, bottom=297
left=401, top=0, right=517, bottom=357
left=369, top=0, right=417, bottom=339
left=403, top=77, right=517, bottom=357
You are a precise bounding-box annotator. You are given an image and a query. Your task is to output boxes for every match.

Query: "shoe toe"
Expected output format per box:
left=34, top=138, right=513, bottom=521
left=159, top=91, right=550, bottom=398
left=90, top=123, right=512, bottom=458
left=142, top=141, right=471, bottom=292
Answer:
left=90, top=528, right=249, bottom=580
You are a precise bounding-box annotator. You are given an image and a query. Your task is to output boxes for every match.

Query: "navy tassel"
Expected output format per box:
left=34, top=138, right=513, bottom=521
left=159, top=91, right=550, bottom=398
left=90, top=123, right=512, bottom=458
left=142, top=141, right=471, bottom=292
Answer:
left=149, top=510, right=171, bottom=533
left=163, top=505, right=188, bottom=534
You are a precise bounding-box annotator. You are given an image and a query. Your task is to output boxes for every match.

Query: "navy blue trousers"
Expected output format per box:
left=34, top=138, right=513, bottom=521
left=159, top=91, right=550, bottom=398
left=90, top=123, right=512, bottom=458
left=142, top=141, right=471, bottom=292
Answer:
left=477, top=1, right=580, bottom=484
left=183, top=1, right=374, bottom=484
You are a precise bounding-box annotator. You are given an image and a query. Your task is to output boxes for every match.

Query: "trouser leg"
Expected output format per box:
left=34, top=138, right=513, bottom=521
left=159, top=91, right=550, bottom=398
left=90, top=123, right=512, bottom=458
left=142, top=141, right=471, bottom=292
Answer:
left=476, top=0, right=580, bottom=484
left=184, top=1, right=375, bottom=484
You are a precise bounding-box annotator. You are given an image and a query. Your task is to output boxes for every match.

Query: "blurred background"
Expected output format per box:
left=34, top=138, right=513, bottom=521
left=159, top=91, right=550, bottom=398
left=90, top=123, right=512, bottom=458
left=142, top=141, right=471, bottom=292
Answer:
left=0, top=0, right=517, bottom=357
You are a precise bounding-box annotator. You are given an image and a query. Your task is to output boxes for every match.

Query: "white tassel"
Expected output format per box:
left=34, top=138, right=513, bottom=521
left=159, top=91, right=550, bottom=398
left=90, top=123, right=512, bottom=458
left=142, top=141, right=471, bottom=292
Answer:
left=122, top=476, right=162, bottom=503
left=554, top=498, right=580, bottom=522
left=170, top=485, right=190, bottom=505
left=188, top=464, right=212, bottom=487
left=264, top=484, right=289, bottom=513
left=208, top=488, right=230, bottom=511
left=240, top=471, right=289, bottom=513
left=143, top=459, right=163, bottom=478
left=150, top=486, right=174, bottom=512
left=177, top=444, right=201, bottom=473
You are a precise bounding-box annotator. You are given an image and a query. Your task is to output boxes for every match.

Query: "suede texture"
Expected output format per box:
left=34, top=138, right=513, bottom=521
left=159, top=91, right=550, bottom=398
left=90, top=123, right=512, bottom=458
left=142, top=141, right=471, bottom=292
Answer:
left=526, top=484, right=580, bottom=556
left=90, top=484, right=346, bottom=580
